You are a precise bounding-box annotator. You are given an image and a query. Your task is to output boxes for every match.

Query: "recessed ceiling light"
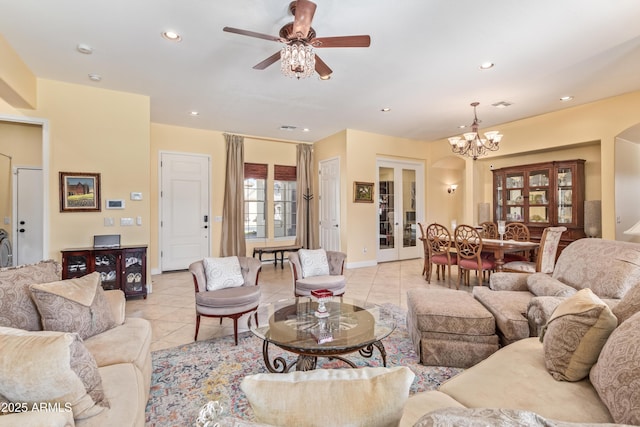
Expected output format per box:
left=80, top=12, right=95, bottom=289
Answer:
left=381, top=108, right=391, bottom=112
left=492, top=101, right=512, bottom=108
left=88, top=73, right=102, bottom=82
left=479, top=62, right=494, bottom=70
left=458, top=125, right=467, bottom=129
left=302, top=128, right=310, bottom=132
left=189, top=111, right=199, bottom=116
left=560, top=96, right=574, bottom=102
left=76, top=44, right=93, bottom=54
left=162, top=31, right=182, bottom=42
left=280, top=125, right=296, bottom=131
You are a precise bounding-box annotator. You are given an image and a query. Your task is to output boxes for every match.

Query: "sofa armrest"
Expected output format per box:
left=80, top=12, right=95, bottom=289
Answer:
left=0, top=410, right=74, bottom=426
left=527, top=296, right=565, bottom=337
left=489, top=272, right=530, bottom=291
left=104, top=289, right=126, bottom=325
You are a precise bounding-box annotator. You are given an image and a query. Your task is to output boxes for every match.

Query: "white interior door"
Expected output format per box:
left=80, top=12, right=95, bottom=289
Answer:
left=15, top=167, right=43, bottom=265
left=160, top=152, right=210, bottom=271
left=319, top=157, right=340, bottom=251
left=377, top=159, right=423, bottom=262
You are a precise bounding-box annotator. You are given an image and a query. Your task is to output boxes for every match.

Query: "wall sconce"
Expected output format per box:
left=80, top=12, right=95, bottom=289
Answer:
left=448, top=184, right=458, bottom=194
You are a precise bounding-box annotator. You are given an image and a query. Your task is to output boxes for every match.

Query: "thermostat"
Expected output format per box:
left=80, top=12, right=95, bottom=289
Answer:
left=106, top=199, right=125, bottom=209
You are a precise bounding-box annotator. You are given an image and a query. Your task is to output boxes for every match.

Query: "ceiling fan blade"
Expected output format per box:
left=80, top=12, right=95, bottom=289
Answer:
left=223, top=26, right=283, bottom=43
left=312, top=35, right=371, bottom=48
left=314, top=54, right=332, bottom=79
left=253, top=52, right=281, bottom=70
left=292, top=0, right=317, bottom=39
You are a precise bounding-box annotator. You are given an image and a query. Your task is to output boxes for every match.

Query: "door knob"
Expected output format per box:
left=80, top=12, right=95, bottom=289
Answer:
left=19, top=221, right=25, bottom=225
left=19, top=229, right=25, bottom=233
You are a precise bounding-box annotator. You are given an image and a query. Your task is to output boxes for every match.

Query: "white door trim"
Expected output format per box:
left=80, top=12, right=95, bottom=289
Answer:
left=1, top=114, right=49, bottom=262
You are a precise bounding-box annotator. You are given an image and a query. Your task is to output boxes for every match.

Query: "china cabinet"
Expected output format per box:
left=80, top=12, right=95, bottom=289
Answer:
left=61, top=245, right=147, bottom=299
left=492, top=159, right=585, bottom=251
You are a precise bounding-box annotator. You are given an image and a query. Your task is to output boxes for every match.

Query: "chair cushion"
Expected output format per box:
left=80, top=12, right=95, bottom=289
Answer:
left=540, top=289, right=617, bottom=382
left=29, top=272, right=116, bottom=340
left=295, top=275, right=346, bottom=295
left=196, top=286, right=261, bottom=309
left=431, top=254, right=456, bottom=265
left=203, top=256, right=244, bottom=291
left=241, top=367, right=414, bottom=427
left=590, top=311, right=640, bottom=425
left=459, top=258, right=494, bottom=270
left=0, top=327, right=109, bottom=420
left=298, top=249, right=330, bottom=278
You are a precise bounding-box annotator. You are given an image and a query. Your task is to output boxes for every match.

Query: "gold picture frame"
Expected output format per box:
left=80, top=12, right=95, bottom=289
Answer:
left=59, top=172, right=101, bottom=212
left=354, top=181, right=374, bottom=203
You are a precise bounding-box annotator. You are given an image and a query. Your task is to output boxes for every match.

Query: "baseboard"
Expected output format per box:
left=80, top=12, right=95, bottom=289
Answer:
left=151, top=267, right=161, bottom=275
left=346, top=259, right=378, bottom=269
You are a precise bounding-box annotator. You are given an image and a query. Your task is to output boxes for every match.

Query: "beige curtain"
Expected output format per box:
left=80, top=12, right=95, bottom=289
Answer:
left=220, top=134, right=246, bottom=256
left=295, top=144, right=317, bottom=249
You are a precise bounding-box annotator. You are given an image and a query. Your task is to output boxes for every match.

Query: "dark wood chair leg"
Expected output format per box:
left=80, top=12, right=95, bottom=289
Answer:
left=194, top=314, right=201, bottom=341
left=233, top=318, right=239, bottom=346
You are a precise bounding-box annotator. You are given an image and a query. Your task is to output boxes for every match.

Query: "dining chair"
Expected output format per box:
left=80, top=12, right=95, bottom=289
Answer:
left=503, top=222, right=531, bottom=262
left=503, top=226, right=567, bottom=274
left=424, top=223, right=457, bottom=288
left=455, top=224, right=496, bottom=287
left=480, top=221, right=498, bottom=239
left=189, top=256, right=262, bottom=345
left=418, top=222, right=429, bottom=276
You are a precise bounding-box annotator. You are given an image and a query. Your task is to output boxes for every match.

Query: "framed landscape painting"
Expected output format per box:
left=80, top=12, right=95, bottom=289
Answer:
left=59, top=172, right=101, bottom=212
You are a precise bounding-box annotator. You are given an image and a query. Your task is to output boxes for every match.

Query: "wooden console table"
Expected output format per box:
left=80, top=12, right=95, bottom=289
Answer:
left=252, top=245, right=302, bottom=269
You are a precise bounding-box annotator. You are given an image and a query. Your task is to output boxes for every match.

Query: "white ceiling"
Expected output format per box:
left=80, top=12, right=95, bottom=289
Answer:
left=2, top=0, right=640, bottom=143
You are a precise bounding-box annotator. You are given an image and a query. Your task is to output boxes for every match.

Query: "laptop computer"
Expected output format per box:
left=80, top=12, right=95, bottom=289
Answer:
left=93, top=234, right=121, bottom=249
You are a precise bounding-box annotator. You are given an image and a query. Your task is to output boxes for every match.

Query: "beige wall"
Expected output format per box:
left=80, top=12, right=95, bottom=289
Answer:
left=0, top=79, right=151, bottom=267
left=150, top=123, right=298, bottom=271
left=0, top=121, right=42, bottom=244
left=430, top=91, right=640, bottom=239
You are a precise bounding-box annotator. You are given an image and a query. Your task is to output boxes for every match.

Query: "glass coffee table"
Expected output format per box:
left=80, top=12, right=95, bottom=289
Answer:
left=249, top=297, right=396, bottom=372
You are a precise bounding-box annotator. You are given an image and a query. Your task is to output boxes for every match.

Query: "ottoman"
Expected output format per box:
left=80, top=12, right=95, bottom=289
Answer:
left=407, top=289, right=499, bottom=368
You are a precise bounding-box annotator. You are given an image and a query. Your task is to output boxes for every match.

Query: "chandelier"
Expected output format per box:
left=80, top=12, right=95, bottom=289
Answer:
left=448, top=102, right=503, bottom=160
left=281, top=42, right=315, bottom=79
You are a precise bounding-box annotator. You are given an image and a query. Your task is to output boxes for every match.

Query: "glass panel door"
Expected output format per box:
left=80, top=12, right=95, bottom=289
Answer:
left=557, top=167, right=573, bottom=224
left=377, top=159, right=423, bottom=262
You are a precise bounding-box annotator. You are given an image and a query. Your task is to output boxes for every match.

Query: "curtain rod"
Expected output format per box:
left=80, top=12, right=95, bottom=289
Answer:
left=223, top=132, right=313, bottom=145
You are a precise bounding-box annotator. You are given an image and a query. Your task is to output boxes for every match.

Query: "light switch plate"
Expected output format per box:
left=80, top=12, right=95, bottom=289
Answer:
left=120, top=217, right=134, bottom=226
left=130, top=192, right=143, bottom=201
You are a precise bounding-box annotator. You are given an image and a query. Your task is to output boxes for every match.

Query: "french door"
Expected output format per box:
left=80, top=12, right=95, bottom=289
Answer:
left=377, top=158, right=424, bottom=262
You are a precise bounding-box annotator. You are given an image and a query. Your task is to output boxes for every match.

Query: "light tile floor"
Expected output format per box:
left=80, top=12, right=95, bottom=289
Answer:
left=126, top=258, right=468, bottom=352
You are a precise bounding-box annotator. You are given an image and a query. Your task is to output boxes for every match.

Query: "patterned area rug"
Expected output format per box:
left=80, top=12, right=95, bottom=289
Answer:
left=145, top=303, right=462, bottom=426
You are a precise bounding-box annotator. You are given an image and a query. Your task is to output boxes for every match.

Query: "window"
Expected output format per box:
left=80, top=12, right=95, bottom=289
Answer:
left=244, top=163, right=267, bottom=239
left=274, top=165, right=297, bottom=238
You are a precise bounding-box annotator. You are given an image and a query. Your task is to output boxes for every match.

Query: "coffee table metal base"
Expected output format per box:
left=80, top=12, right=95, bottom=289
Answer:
left=262, top=340, right=388, bottom=373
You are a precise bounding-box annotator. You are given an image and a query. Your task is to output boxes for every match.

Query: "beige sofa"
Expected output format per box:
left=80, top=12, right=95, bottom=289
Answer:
left=473, top=238, right=640, bottom=345
left=0, top=260, right=152, bottom=426
left=400, top=283, right=640, bottom=426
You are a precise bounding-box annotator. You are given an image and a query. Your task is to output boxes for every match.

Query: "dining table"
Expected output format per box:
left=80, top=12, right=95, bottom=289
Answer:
left=480, top=238, right=540, bottom=271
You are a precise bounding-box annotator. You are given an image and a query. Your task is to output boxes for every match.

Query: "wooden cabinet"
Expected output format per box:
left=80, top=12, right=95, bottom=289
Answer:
left=493, top=159, right=585, bottom=251
left=61, top=245, right=147, bottom=299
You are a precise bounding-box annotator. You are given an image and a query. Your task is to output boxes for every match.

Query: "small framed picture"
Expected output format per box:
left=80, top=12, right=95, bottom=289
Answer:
left=59, top=172, right=101, bottom=212
left=354, top=181, right=374, bottom=203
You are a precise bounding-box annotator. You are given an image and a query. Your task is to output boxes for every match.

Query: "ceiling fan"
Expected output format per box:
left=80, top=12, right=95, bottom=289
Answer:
left=223, top=0, right=371, bottom=79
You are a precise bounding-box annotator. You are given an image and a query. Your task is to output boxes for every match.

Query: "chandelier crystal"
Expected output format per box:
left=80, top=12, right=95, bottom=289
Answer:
left=448, top=102, right=503, bottom=160
left=281, top=42, right=315, bottom=79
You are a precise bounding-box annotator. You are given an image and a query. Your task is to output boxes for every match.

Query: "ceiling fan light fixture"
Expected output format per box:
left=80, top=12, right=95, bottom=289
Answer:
left=281, top=42, right=315, bottom=79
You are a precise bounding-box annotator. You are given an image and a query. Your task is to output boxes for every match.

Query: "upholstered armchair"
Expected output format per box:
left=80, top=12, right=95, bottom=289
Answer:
left=189, top=256, right=261, bottom=345
left=288, top=249, right=347, bottom=297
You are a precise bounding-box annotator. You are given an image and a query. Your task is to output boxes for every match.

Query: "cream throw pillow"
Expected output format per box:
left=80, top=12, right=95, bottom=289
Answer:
left=29, top=272, right=116, bottom=340
left=241, top=366, right=415, bottom=427
left=203, top=256, right=245, bottom=291
left=0, top=327, right=109, bottom=420
left=298, top=249, right=330, bottom=278
left=540, top=288, right=617, bottom=381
